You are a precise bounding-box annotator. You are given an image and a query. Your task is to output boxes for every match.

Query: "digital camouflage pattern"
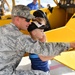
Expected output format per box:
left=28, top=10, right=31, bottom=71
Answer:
left=0, top=23, right=70, bottom=75
left=11, top=5, right=35, bottom=19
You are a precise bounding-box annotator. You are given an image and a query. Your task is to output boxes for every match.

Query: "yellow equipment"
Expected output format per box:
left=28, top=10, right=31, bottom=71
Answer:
left=0, top=0, right=75, bottom=70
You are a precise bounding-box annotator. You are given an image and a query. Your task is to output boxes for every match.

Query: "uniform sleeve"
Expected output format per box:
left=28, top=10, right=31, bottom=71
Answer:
left=16, top=35, right=70, bottom=56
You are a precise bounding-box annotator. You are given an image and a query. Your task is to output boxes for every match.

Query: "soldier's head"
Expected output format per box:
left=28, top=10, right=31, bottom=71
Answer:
left=27, top=17, right=46, bottom=40
left=11, top=5, right=35, bottom=30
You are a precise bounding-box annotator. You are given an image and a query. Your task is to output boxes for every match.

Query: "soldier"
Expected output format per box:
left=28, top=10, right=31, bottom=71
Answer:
left=0, top=5, right=75, bottom=75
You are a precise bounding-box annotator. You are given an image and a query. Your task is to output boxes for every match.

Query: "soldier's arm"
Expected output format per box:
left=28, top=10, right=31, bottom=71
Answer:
left=16, top=35, right=75, bottom=56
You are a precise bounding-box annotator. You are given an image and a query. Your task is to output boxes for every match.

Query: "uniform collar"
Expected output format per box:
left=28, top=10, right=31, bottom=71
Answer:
left=10, top=23, right=19, bottom=31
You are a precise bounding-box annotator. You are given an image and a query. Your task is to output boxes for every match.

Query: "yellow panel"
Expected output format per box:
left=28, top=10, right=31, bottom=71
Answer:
left=45, top=26, right=75, bottom=42
left=54, top=50, right=75, bottom=70
left=45, top=13, right=75, bottom=42
left=66, top=13, right=75, bottom=32
left=47, top=7, right=66, bottom=29
left=40, top=7, right=66, bottom=29
left=1, top=15, right=11, bottom=20
left=0, top=19, right=11, bottom=26
left=45, top=13, right=75, bottom=70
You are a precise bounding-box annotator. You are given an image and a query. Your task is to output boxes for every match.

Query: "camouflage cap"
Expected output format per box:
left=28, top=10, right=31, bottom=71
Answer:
left=11, top=5, right=35, bottom=19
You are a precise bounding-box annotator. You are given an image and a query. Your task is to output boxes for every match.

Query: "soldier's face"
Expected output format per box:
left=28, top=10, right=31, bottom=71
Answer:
left=19, top=17, right=31, bottom=30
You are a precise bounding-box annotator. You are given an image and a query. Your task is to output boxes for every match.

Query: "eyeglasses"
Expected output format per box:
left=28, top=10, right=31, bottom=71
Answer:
left=25, top=18, right=31, bottom=22
left=18, top=16, right=31, bottom=22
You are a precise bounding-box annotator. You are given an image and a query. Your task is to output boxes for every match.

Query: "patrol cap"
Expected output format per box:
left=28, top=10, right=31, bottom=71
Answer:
left=11, top=5, right=35, bottom=19
left=27, top=21, right=46, bottom=32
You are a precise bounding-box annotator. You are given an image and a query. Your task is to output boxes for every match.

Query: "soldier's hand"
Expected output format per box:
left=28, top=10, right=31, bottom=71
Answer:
left=70, top=42, right=75, bottom=48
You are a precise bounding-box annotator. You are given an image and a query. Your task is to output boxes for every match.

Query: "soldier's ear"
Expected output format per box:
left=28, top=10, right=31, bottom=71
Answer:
left=15, top=17, right=20, bottom=24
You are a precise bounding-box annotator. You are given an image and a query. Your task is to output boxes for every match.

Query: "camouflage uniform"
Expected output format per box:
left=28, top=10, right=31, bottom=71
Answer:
left=0, top=23, right=70, bottom=75
left=0, top=5, right=70, bottom=75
